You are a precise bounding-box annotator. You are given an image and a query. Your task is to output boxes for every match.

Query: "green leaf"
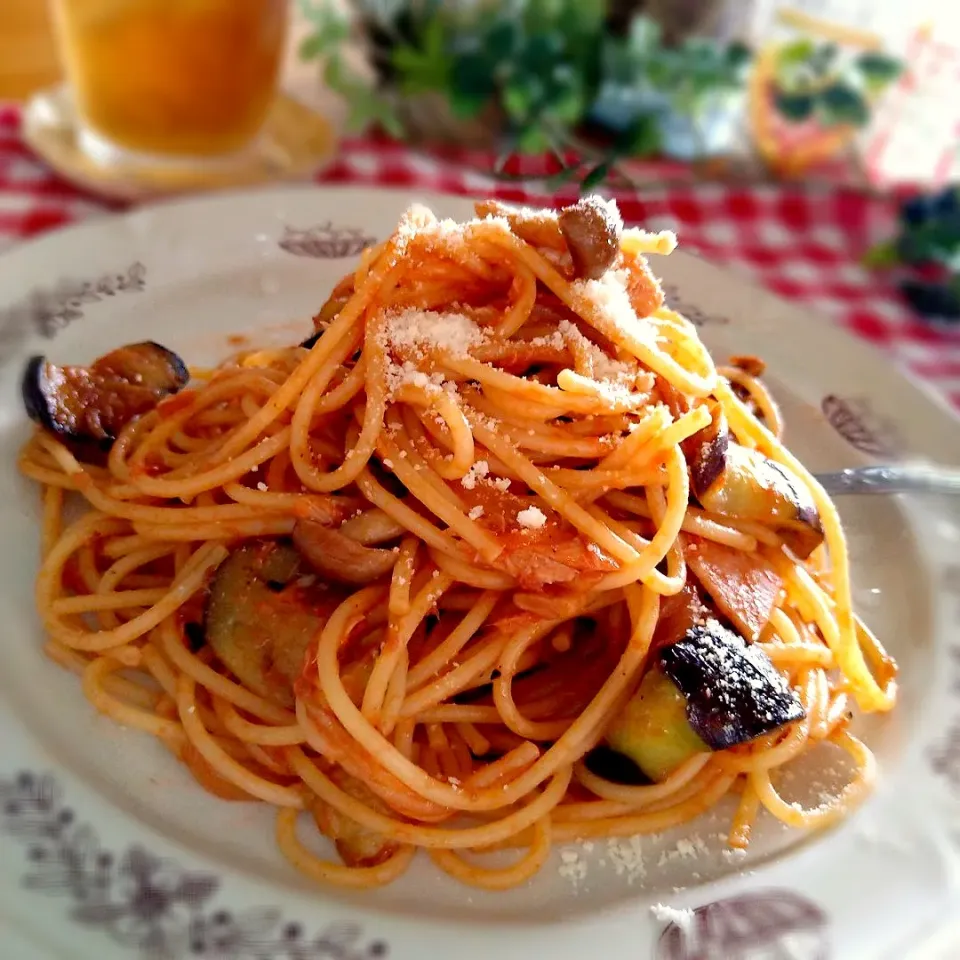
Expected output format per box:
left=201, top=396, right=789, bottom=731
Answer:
left=773, top=90, right=815, bottom=123
left=815, top=82, right=869, bottom=127
left=862, top=240, right=900, bottom=269
left=392, top=17, right=452, bottom=94
left=450, top=53, right=496, bottom=118
left=776, top=38, right=817, bottom=69
left=484, top=17, right=523, bottom=58
left=295, top=0, right=348, bottom=61
left=322, top=55, right=351, bottom=96
left=297, top=0, right=348, bottom=37
left=774, top=39, right=838, bottom=92
left=504, top=75, right=545, bottom=122
left=545, top=163, right=584, bottom=189
left=546, top=66, right=585, bottom=126
left=913, top=215, right=960, bottom=270
left=855, top=51, right=903, bottom=92
left=616, top=114, right=662, bottom=157
left=726, top=41, right=752, bottom=72
left=682, top=39, right=721, bottom=67
left=521, top=32, right=566, bottom=72
left=298, top=0, right=331, bottom=27
left=628, top=16, right=662, bottom=55
left=516, top=125, right=552, bottom=153
left=298, top=32, right=327, bottom=62
left=645, top=49, right=678, bottom=90
left=811, top=42, right=839, bottom=73
left=378, top=109, right=406, bottom=140
left=580, top=162, right=611, bottom=191
left=448, top=88, right=489, bottom=119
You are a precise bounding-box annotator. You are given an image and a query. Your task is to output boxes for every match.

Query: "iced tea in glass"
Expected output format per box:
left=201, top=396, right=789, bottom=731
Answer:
left=51, top=0, right=288, bottom=160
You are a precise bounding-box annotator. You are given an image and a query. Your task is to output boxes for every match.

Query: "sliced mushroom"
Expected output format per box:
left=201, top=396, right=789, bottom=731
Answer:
left=312, top=766, right=400, bottom=867
left=685, top=537, right=782, bottom=642
left=686, top=411, right=824, bottom=559
left=338, top=508, right=407, bottom=546
left=474, top=199, right=563, bottom=250
left=605, top=619, right=805, bottom=781
left=22, top=341, right=188, bottom=447
left=558, top=196, right=623, bottom=280
left=204, top=541, right=344, bottom=708
left=293, top=519, right=398, bottom=585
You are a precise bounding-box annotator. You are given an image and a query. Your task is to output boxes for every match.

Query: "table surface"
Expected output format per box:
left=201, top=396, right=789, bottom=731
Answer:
left=0, top=103, right=959, bottom=415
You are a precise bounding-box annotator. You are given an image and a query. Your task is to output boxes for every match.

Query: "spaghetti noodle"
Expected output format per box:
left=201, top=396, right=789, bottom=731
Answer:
left=19, top=198, right=897, bottom=891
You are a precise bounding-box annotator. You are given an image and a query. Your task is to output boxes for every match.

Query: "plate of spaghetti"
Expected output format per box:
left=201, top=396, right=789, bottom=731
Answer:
left=0, top=188, right=958, bottom=960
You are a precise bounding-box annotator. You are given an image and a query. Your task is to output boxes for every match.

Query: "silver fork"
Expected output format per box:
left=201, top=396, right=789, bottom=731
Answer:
left=815, top=463, right=960, bottom=497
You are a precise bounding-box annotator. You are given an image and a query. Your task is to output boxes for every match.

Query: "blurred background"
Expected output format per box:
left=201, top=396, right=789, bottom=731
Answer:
left=2, top=0, right=960, bottom=327
left=2, top=1, right=959, bottom=184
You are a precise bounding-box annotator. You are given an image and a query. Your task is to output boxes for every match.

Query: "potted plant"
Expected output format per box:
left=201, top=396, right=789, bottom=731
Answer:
left=297, top=0, right=902, bottom=186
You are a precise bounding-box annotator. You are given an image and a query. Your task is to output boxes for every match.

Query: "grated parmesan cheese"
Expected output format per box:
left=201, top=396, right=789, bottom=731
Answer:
left=467, top=505, right=484, bottom=520
left=650, top=904, right=695, bottom=938
left=384, top=360, right=448, bottom=395
left=380, top=307, right=484, bottom=357
left=256, top=482, right=268, bottom=492
left=558, top=847, right=588, bottom=890
left=461, top=461, right=489, bottom=490
left=657, top=834, right=709, bottom=867
left=607, top=836, right=646, bottom=884
left=516, top=506, right=547, bottom=529
left=574, top=268, right=654, bottom=339
left=528, top=330, right=566, bottom=350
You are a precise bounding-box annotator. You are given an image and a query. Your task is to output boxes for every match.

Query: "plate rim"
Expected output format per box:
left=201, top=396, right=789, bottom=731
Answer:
left=0, top=184, right=958, bottom=960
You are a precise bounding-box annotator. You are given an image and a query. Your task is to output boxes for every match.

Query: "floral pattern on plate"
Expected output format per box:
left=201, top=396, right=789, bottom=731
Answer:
left=660, top=282, right=730, bottom=327
left=929, top=565, right=960, bottom=797
left=820, top=395, right=901, bottom=459
left=0, top=262, right=146, bottom=350
left=656, top=890, right=829, bottom=960
left=278, top=224, right=377, bottom=259
left=0, top=770, right=388, bottom=960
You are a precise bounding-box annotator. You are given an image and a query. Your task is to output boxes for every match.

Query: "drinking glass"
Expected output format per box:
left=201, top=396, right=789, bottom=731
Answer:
left=50, top=0, right=289, bottom=164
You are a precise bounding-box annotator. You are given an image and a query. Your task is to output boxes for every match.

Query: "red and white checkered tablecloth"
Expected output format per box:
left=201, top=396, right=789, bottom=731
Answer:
left=2, top=104, right=960, bottom=410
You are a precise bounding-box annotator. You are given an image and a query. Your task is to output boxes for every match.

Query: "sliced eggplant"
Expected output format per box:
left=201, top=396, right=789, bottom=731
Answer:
left=558, top=196, right=623, bottom=280
left=293, top=518, right=397, bottom=585
left=204, top=541, right=343, bottom=708
left=606, top=667, right=710, bottom=782
left=682, top=401, right=728, bottom=505
left=688, top=413, right=824, bottom=559
left=312, top=766, right=400, bottom=867
left=22, top=341, right=188, bottom=446
left=584, top=745, right=651, bottom=786
left=300, top=293, right=350, bottom=348
left=605, top=619, right=805, bottom=781
left=661, top=620, right=805, bottom=748
left=685, top=537, right=782, bottom=642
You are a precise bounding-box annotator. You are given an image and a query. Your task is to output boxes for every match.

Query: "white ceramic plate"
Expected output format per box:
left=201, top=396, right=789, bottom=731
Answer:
left=0, top=187, right=958, bottom=960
